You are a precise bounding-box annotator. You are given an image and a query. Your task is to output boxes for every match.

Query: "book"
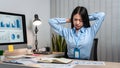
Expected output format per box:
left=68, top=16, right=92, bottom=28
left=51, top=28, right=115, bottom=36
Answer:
left=38, top=58, right=72, bottom=64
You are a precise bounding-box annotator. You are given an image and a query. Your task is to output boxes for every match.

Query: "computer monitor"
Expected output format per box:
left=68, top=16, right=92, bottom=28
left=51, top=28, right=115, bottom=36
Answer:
left=0, top=11, right=27, bottom=47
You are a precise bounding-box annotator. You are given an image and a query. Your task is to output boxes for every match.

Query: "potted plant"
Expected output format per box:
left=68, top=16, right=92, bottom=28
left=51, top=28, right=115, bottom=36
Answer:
left=51, top=34, right=67, bottom=52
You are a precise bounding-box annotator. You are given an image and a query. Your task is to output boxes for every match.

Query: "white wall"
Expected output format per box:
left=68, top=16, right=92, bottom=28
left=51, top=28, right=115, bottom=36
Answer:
left=0, top=0, right=50, bottom=48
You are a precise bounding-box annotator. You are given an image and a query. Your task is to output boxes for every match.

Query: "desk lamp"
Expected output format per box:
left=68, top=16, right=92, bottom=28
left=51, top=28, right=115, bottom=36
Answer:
left=33, top=14, right=42, bottom=54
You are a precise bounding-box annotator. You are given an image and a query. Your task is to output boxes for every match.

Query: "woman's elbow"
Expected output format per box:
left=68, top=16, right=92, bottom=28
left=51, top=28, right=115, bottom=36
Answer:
left=99, top=12, right=105, bottom=17
left=48, top=19, right=57, bottom=26
left=48, top=19, right=53, bottom=24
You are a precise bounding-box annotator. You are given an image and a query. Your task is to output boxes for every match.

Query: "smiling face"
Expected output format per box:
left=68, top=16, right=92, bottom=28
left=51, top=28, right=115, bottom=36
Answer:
left=73, top=13, right=83, bottom=30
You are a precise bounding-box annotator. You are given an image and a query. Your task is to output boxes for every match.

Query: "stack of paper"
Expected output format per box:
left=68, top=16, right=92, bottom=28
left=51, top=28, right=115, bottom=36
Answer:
left=6, top=55, right=35, bottom=58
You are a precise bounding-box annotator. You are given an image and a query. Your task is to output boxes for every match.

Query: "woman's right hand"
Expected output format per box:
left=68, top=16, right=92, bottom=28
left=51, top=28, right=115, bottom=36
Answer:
left=66, top=18, right=71, bottom=23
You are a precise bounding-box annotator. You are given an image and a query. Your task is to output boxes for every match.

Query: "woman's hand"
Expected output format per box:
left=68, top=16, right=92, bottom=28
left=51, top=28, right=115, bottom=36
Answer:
left=66, top=18, right=71, bottom=23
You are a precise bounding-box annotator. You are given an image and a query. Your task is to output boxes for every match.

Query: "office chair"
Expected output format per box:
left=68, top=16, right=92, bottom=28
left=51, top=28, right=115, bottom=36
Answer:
left=89, top=38, right=98, bottom=61
left=64, top=38, right=98, bottom=61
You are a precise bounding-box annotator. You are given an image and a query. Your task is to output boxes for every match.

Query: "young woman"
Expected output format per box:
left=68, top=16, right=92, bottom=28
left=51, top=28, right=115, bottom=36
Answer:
left=48, top=6, right=105, bottom=60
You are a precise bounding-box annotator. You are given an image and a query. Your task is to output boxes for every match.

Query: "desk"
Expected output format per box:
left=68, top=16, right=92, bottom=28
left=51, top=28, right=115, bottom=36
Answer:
left=0, top=48, right=120, bottom=68
left=1, top=60, right=120, bottom=68
left=3, top=48, right=64, bottom=57
left=74, top=61, right=120, bottom=68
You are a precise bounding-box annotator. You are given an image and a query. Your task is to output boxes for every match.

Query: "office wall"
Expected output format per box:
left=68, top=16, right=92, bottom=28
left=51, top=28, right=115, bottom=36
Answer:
left=50, top=0, right=120, bottom=62
left=0, top=0, right=50, bottom=49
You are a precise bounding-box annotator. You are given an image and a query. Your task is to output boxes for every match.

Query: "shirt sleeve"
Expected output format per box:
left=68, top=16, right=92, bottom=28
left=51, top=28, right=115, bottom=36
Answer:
left=89, top=12, right=105, bottom=36
left=48, top=18, right=68, bottom=37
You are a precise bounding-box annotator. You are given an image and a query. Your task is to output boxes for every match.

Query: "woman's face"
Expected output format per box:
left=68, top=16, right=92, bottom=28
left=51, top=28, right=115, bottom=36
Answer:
left=73, top=13, right=83, bottom=30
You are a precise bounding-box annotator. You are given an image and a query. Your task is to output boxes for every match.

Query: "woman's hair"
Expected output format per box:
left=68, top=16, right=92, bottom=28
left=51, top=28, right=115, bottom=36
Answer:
left=70, top=6, right=90, bottom=28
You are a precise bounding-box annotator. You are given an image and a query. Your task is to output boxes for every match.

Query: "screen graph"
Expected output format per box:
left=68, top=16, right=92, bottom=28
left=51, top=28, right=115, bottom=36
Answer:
left=0, top=14, right=24, bottom=44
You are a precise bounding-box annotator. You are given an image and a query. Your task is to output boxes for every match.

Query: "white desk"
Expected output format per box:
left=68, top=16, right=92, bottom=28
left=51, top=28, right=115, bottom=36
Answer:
left=0, top=48, right=120, bottom=68
left=74, top=61, right=120, bottom=68
left=3, top=48, right=64, bottom=57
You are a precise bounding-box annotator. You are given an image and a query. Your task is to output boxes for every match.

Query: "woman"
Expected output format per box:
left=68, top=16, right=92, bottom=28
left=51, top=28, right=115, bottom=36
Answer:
left=48, top=6, right=105, bottom=60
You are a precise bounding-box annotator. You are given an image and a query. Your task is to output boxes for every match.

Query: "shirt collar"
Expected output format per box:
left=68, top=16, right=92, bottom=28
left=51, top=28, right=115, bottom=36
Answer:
left=72, top=27, right=85, bottom=33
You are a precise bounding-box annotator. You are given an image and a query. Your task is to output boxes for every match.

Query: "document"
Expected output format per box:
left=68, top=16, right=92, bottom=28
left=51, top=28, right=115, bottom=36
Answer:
left=3, top=57, right=38, bottom=65
left=3, top=58, right=74, bottom=68
left=38, top=63, right=74, bottom=68
left=70, top=60, right=105, bottom=65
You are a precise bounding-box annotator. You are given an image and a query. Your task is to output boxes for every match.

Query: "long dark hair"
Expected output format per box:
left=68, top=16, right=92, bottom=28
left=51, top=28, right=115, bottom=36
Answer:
left=70, top=6, right=90, bottom=28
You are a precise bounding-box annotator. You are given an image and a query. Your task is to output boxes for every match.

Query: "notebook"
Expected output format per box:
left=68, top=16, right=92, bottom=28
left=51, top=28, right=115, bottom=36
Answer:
left=38, top=58, right=72, bottom=64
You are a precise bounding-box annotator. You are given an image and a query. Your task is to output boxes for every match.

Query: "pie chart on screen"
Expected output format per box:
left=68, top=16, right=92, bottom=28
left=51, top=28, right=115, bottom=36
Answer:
left=11, top=34, right=15, bottom=40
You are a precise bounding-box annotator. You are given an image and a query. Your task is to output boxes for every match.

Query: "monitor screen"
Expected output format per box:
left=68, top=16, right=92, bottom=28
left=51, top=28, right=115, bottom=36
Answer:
left=0, top=11, right=27, bottom=45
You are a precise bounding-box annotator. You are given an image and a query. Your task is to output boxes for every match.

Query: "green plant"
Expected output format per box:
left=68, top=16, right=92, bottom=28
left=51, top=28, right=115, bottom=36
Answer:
left=51, top=34, right=67, bottom=52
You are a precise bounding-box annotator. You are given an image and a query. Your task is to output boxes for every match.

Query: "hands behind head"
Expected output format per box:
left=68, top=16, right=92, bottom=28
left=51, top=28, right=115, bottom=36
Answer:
left=66, top=18, right=71, bottom=23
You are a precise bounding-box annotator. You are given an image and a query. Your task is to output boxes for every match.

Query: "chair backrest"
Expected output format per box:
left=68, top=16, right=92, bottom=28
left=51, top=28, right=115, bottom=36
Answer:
left=89, top=38, right=98, bottom=61
left=64, top=38, right=98, bottom=61
left=64, top=45, right=68, bottom=58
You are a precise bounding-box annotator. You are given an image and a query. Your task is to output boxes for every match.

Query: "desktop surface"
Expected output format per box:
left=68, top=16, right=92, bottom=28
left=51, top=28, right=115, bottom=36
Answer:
left=1, top=48, right=120, bottom=68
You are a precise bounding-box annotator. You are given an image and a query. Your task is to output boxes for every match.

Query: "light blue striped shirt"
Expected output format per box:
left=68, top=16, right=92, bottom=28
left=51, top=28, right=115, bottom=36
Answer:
left=49, top=12, right=105, bottom=59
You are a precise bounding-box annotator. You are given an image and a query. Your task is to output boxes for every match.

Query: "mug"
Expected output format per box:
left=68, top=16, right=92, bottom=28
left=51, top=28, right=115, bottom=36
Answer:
left=0, top=50, right=4, bottom=61
left=45, top=47, right=50, bottom=52
left=0, top=50, right=4, bottom=56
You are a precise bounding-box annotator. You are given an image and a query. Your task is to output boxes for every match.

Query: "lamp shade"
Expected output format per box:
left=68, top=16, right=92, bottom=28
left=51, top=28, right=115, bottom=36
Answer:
left=33, top=14, right=42, bottom=26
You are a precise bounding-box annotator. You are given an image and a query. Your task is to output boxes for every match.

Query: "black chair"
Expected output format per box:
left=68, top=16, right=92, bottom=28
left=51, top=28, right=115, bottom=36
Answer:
left=64, top=38, right=98, bottom=61
left=89, top=38, right=98, bottom=61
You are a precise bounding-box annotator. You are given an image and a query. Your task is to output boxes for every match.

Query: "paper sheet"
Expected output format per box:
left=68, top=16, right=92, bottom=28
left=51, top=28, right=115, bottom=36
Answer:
left=8, top=58, right=74, bottom=68
left=6, top=58, right=105, bottom=68
left=70, top=60, right=105, bottom=65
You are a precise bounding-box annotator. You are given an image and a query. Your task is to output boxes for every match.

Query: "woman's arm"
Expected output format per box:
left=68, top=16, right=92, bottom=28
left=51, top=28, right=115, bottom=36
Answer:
left=48, top=18, right=69, bottom=37
left=89, top=12, right=105, bottom=36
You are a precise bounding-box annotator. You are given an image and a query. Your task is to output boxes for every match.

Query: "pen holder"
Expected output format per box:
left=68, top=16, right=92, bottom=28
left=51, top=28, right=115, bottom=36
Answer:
left=27, top=45, right=33, bottom=55
left=45, top=47, right=51, bottom=52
